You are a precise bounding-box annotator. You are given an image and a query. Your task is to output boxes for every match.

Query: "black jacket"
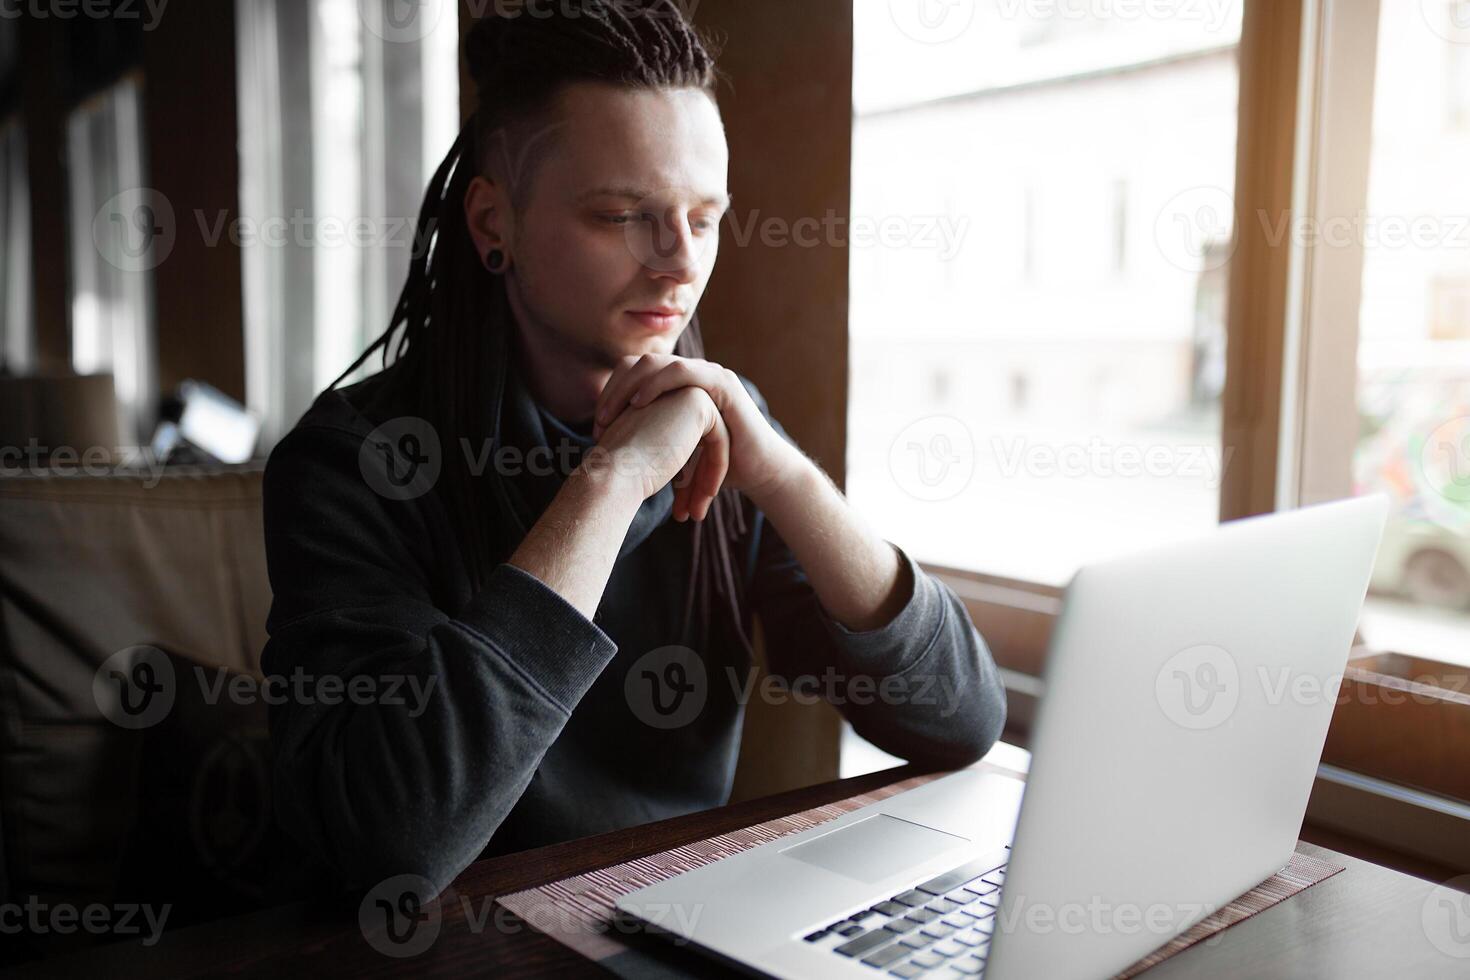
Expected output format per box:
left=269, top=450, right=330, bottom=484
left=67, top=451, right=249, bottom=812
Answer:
left=260, top=358, right=1007, bottom=895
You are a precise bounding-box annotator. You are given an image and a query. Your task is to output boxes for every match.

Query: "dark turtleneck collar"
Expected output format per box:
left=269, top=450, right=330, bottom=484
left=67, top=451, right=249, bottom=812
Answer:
left=491, top=328, right=675, bottom=562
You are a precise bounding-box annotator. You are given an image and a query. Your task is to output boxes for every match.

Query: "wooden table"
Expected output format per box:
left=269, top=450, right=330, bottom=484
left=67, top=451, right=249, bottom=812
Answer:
left=25, top=750, right=1470, bottom=979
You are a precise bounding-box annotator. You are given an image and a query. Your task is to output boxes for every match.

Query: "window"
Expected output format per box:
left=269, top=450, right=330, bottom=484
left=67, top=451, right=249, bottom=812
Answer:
left=1343, top=0, right=1470, bottom=666
left=237, top=0, right=460, bottom=447
left=67, top=76, right=154, bottom=445
left=849, top=2, right=1243, bottom=587
left=1444, top=1, right=1470, bottom=129
left=0, top=116, right=30, bottom=374
left=0, top=20, right=27, bottom=375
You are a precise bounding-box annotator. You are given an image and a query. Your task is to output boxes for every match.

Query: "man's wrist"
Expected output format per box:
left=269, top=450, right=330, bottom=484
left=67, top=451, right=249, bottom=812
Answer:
left=745, top=443, right=820, bottom=513
left=567, top=458, right=645, bottom=521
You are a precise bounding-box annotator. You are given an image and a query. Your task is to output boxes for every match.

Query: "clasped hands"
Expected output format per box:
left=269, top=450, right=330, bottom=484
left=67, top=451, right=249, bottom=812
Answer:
left=586, top=354, right=808, bottom=523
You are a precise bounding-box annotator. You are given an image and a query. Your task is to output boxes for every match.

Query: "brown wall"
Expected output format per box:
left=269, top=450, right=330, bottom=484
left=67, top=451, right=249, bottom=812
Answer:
left=694, top=2, right=853, bottom=488
left=693, top=0, right=852, bottom=797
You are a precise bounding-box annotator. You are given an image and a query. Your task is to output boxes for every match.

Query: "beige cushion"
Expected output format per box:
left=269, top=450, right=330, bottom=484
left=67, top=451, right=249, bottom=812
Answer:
left=0, top=466, right=274, bottom=948
left=0, top=374, right=121, bottom=458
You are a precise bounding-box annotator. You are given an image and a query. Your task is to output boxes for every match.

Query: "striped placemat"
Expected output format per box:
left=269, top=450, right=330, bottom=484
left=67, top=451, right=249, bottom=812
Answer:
left=1114, top=848, right=1344, bottom=978
left=496, top=766, right=1344, bottom=976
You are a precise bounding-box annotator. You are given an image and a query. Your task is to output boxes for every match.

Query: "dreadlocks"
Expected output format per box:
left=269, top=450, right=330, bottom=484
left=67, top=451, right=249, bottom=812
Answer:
left=330, top=0, right=751, bottom=659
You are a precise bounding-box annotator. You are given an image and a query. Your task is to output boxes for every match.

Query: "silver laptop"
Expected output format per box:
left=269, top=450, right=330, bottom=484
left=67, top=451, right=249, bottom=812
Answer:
left=616, top=494, right=1389, bottom=979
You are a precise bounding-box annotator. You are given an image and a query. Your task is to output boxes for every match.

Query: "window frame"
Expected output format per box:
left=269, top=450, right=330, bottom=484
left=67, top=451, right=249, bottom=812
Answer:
left=910, top=0, right=1470, bottom=875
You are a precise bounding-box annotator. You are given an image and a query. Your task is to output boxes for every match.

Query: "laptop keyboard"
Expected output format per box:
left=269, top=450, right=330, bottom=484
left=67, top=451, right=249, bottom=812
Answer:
left=800, top=846, right=1009, bottom=978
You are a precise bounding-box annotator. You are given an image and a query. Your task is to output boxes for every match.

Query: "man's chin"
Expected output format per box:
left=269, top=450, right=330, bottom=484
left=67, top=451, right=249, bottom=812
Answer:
left=609, top=331, right=682, bottom=362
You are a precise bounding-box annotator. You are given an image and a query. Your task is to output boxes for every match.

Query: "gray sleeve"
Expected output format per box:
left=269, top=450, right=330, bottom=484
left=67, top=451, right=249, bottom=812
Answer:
left=736, top=375, right=1007, bottom=768
left=749, top=519, right=1008, bottom=769
left=261, top=425, right=619, bottom=897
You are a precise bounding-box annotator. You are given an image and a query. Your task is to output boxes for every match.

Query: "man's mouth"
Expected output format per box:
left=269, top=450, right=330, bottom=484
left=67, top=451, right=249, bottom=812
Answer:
left=625, top=308, right=686, bottom=332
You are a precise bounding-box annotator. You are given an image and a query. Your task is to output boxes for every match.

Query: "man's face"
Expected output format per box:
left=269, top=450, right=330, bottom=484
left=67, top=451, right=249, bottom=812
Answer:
left=497, top=83, right=731, bottom=369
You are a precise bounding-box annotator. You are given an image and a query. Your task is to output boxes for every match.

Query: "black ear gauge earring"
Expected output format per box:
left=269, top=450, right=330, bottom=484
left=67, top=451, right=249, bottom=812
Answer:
left=485, top=249, right=506, bottom=274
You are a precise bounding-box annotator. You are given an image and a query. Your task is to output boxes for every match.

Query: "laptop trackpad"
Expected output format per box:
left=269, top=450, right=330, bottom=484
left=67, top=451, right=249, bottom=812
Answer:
left=780, top=814, right=969, bottom=884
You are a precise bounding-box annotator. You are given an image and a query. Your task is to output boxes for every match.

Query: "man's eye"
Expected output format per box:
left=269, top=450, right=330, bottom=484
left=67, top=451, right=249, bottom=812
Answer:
left=602, top=212, right=718, bottom=231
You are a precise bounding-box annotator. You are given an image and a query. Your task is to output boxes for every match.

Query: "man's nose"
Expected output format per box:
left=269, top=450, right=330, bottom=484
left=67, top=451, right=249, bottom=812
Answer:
left=642, top=208, right=703, bottom=283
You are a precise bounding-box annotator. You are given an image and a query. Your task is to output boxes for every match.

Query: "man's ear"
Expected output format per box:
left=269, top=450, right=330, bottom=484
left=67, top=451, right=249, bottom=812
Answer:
left=464, top=175, right=511, bottom=272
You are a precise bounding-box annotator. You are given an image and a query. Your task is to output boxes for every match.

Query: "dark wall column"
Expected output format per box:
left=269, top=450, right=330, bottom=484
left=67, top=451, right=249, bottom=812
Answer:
left=20, top=15, right=70, bottom=375
left=141, top=0, right=246, bottom=403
